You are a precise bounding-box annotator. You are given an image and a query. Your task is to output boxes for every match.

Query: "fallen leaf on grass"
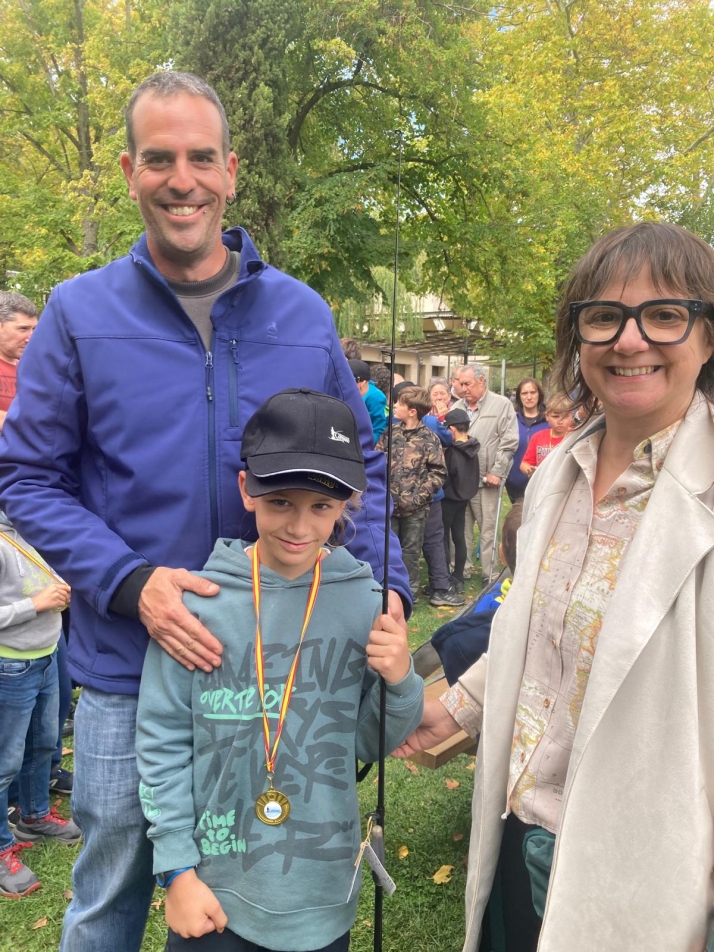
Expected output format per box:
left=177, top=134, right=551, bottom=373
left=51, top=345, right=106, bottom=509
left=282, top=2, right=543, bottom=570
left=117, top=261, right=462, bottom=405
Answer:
left=63, top=888, right=73, bottom=900
left=445, top=779, right=460, bottom=789
left=362, top=920, right=372, bottom=927
left=397, top=845, right=409, bottom=859
left=452, top=832, right=464, bottom=842
left=436, top=606, right=455, bottom=612
left=466, top=760, right=476, bottom=771
left=32, top=917, right=48, bottom=930
left=151, top=898, right=164, bottom=910
left=62, top=747, right=73, bottom=756
left=409, top=626, right=418, bottom=632
left=403, top=761, right=419, bottom=775
left=431, top=865, right=454, bottom=884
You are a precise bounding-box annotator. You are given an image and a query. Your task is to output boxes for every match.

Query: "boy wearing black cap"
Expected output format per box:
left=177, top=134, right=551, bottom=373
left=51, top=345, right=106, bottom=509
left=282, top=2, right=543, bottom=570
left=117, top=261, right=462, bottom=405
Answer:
left=442, top=408, right=481, bottom=593
left=136, top=389, right=423, bottom=952
left=347, top=359, right=387, bottom=444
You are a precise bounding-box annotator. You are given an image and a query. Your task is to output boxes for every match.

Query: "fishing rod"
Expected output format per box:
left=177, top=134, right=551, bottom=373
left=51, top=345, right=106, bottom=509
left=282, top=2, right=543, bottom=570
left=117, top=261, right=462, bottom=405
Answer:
left=372, top=126, right=404, bottom=952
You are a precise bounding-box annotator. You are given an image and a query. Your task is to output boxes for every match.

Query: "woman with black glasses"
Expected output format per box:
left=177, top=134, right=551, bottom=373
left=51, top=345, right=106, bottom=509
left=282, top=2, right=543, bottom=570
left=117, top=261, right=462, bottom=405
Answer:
left=397, top=222, right=714, bottom=952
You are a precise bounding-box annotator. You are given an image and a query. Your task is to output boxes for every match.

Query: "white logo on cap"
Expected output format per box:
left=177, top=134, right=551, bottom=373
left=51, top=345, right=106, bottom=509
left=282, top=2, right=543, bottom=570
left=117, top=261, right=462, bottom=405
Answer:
left=329, top=427, right=350, bottom=444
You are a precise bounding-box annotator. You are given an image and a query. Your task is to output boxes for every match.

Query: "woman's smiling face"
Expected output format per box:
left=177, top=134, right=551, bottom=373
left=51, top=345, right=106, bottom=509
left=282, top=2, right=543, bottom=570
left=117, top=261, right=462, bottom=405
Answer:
left=578, top=267, right=714, bottom=435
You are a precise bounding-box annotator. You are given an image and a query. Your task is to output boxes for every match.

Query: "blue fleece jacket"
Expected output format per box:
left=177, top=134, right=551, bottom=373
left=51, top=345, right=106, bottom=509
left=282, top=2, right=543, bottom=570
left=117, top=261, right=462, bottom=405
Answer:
left=0, top=227, right=411, bottom=693
left=505, top=411, right=549, bottom=497
left=136, top=540, right=423, bottom=951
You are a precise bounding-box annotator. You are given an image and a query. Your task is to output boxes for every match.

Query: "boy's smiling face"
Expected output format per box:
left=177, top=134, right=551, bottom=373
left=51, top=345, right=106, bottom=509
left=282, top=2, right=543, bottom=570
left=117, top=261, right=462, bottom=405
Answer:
left=238, top=473, right=347, bottom=579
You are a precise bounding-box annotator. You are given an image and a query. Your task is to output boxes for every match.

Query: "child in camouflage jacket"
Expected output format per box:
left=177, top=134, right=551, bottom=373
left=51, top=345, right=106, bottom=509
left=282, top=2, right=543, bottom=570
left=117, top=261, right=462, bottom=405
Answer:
left=376, top=386, right=446, bottom=596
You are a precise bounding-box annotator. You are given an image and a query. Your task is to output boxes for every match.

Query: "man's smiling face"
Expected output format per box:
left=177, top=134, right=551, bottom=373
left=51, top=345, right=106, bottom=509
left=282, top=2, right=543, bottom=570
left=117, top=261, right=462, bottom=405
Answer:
left=120, top=92, right=238, bottom=282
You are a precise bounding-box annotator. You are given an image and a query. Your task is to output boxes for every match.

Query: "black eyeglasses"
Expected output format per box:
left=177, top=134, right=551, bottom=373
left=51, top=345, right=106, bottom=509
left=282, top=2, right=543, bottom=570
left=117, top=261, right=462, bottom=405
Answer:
left=570, top=298, right=711, bottom=346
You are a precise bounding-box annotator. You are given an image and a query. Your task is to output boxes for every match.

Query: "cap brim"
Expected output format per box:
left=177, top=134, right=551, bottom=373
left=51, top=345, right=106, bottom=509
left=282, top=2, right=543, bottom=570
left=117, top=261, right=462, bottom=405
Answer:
left=246, top=451, right=366, bottom=493
left=245, top=469, right=356, bottom=500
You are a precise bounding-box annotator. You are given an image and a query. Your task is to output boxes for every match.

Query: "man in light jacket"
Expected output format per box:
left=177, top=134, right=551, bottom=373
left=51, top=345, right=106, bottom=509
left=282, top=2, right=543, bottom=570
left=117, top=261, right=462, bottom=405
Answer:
left=451, top=364, right=518, bottom=582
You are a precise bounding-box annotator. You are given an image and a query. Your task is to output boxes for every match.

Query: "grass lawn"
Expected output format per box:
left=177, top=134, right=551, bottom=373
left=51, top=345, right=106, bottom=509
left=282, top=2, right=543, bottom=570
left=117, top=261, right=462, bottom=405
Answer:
left=1, top=520, right=509, bottom=952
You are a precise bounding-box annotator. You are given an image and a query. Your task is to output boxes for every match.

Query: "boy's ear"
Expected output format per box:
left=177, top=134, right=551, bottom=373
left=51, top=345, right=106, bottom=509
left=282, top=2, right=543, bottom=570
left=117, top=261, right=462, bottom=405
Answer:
left=238, top=471, right=257, bottom=512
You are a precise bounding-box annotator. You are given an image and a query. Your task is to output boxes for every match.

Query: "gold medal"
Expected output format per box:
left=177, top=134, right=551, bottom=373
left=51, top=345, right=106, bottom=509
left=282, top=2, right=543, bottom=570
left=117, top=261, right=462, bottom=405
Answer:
left=255, top=776, right=291, bottom=826
left=251, top=543, right=322, bottom=826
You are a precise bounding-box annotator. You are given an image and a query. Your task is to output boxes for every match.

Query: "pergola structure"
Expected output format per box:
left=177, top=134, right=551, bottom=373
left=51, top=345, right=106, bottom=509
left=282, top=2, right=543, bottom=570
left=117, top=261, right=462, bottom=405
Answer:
left=366, top=309, right=510, bottom=360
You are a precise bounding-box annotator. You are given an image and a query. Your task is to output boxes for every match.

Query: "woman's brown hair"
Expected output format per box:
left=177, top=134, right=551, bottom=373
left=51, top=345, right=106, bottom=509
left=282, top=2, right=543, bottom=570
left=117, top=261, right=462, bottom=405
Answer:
left=552, top=222, right=714, bottom=410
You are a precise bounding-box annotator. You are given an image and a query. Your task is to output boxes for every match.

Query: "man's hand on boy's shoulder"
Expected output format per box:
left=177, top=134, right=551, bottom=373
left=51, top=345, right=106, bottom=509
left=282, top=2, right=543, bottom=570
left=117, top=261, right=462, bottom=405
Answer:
left=138, top=567, right=223, bottom=674
left=165, top=868, right=228, bottom=939
left=366, top=613, right=410, bottom=684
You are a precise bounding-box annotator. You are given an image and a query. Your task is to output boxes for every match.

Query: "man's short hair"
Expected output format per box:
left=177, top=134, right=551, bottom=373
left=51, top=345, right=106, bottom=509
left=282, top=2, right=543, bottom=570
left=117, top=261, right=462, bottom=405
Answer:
left=341, top=338, right=362, bottom=361
left=125, top=71, right=231, bottom=159
left=458, top=362, right=488, bottom=384
left=396, top=386, right=431, bottom=420
left=0, top=292, right=38, bottom=325
left=371, top=364, right=391, bottom=396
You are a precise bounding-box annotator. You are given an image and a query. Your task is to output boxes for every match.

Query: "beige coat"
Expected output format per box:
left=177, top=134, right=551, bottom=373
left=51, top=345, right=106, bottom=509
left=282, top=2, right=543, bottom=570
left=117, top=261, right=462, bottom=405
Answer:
left=459, top=394, right=714, bottom=952
left=452, top=389, right=518, bottom=480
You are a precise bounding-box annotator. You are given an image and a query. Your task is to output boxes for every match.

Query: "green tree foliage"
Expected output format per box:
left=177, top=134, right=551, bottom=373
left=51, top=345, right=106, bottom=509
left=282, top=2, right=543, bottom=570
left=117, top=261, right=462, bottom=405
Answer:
left=3, top=0, right=714, bottom=365
left=170, top=0, right=489, bottom=310
left=0, top=0, right=167, bottom=298
left=450, top=0, right=714, bottom=361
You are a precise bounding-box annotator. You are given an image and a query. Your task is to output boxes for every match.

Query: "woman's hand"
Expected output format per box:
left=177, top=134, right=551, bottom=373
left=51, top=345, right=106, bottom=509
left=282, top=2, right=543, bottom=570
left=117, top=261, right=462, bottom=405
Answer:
left=32, top=582, right=71, bottom=613
left=432, top=397, right=450, bottom=419
left=392, top=698, right=462, bottom=757
left=165, top=869, right=228, bottom=939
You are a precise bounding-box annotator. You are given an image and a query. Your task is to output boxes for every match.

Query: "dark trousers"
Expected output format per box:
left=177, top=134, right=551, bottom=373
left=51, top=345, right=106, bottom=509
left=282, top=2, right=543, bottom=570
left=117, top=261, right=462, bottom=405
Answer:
left=441, top=499, right=468, bottom=582
left=421, top=499, right=450, bottom=591
left=478, top=813, right=542, bottom=952
left=391, top=510, right=428, bottom=594
left=166, top=928, right=350, bottom=951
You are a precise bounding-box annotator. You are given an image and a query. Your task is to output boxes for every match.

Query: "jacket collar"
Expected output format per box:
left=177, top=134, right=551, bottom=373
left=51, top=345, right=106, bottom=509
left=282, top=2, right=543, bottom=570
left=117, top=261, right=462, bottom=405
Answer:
left=129, top=226, right=267, bottom=288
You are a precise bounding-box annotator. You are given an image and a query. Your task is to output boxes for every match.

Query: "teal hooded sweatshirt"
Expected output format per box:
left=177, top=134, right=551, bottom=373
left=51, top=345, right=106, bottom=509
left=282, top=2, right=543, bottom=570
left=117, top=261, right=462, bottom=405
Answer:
left=136, top=539, right=423, bottom=951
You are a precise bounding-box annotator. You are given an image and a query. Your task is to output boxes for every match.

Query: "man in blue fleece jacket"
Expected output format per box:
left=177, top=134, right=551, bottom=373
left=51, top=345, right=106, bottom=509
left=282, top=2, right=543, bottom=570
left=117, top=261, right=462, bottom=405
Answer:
left=0, top=72, right=410, bottom=952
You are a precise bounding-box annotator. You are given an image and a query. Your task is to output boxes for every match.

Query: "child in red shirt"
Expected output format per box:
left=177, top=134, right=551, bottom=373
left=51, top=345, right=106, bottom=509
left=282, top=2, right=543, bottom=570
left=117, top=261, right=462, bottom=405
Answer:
left=520, top=392, right=575, bottom=477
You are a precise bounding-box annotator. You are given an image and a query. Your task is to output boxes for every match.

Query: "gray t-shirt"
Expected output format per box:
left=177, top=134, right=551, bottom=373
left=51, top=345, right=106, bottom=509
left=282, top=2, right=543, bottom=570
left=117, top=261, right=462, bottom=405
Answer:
left=167, top=250, right=240, bottom=350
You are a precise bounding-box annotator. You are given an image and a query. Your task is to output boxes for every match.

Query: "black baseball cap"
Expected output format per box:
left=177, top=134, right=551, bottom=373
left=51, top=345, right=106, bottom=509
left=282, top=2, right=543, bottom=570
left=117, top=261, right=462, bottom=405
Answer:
left=392, top=380, right=415, bottom=402
left=444, top=408, right=470, bottom=427
left=348, top=359, right=371, bottom=382
left=241, top=389, right=366, bottom=500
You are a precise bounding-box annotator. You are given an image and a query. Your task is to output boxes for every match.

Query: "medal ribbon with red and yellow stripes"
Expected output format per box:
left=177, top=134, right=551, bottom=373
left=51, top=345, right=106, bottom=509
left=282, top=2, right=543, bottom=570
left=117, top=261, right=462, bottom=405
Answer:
left=251, top=541, right=322, bottom=824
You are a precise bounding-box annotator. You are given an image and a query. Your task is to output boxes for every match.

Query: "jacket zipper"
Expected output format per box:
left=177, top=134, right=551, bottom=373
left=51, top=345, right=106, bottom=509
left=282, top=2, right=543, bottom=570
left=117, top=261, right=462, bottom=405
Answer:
left=205, top=349, right=218, bottom=544
left=229, top=339, right=240, bottom=428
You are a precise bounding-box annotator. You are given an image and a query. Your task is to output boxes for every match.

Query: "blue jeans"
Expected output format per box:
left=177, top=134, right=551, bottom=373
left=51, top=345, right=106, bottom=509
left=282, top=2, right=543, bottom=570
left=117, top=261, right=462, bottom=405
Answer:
left=7, top=634, right=72, bottom=807
left=60, top=688, right=154, bottom=952
left=0, top=651, right=59, bottom=850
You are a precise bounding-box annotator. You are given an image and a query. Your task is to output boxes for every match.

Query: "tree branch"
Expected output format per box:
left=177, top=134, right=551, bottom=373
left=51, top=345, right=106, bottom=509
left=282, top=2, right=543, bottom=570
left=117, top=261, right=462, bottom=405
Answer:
left=288, top=77, right=393, bottom=153
left=20, top=132, right=68, bottom=178
left=683, top=125, right=714, bottom=156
